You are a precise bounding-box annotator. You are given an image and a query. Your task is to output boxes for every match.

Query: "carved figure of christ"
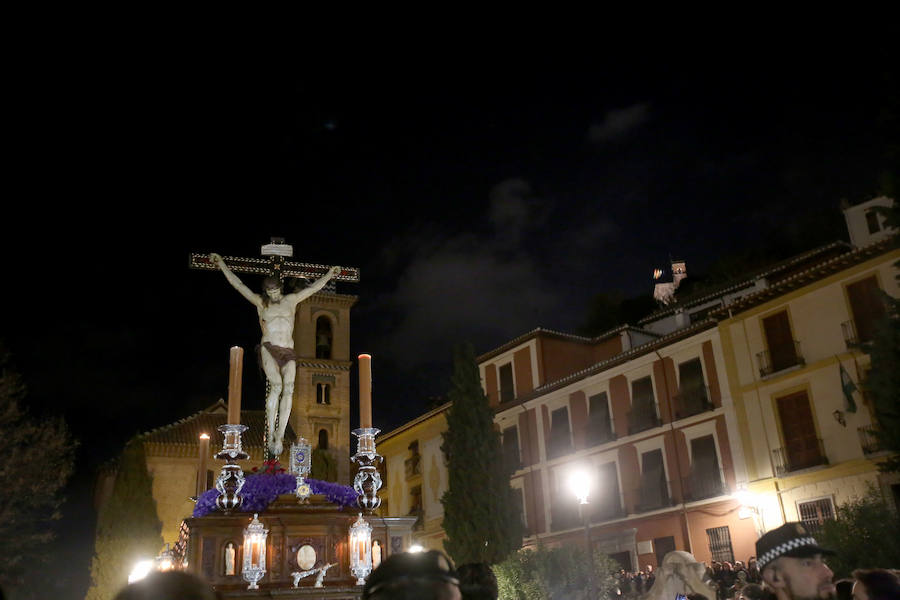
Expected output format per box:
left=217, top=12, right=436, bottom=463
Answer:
left=209, top=253, right=341, bottom=456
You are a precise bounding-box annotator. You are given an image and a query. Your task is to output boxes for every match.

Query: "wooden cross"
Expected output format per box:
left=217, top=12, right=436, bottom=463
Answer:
left=189, top=237, right=360, bottom=285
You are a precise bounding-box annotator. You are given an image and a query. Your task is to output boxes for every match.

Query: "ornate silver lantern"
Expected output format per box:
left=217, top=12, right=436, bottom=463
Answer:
left=348, top=513, right=373, bottom=585
left=242, top=513, right=268, bottom=590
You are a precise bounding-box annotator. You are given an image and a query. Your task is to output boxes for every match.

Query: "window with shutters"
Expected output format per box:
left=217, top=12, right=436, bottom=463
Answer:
left=502, top=425, right=521, bottom=472
left=588, top=392, right=615, bottom=445
left=759, top=311, right=804, bottom=376
left=499, top=363, right=515, bottom=403
left=846, top=276, right=885, bottom=345
left=774, top=391, right=826, bottom=474
left=637, top=449, right=669, bottom=511
left=629, top=377, right=659, bottom=434
left=676, top=358, right=711, bottom=419
left=547, top=407, right=572, bottom=459
left=594, top=461, right=623, bottom=520
left=687, top=435, right=725, bottom=500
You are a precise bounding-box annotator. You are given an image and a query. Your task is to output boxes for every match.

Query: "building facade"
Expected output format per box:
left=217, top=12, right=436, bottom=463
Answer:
left=376, top=197, right=897, bottom=569
left=376, top=403, right=451, bottom=552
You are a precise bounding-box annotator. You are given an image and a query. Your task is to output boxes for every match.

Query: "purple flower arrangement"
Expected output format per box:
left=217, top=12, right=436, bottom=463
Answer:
left=193, top=469, right=358, bottom=518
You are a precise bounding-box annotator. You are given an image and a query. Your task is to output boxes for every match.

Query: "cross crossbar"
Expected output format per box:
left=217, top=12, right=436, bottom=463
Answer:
left=189, top=253, right=360, bottom=282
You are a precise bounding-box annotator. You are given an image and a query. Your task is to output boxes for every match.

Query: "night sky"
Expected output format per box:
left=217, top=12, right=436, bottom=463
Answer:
left=2, top=46, right=896, bottom=598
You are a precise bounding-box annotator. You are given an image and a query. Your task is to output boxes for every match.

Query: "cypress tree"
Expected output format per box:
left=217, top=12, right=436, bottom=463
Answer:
left=441, top=343, right=522, bottom=565
left=86, top=439, right=163, bottom=600
left=0, top=347, right=75, bottom=591
left=868, top=200, right=900, bottom=472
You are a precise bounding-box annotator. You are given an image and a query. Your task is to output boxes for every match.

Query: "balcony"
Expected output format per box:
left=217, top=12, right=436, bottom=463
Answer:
left=628, top=404, right=662, bottom=435
left=682, top=468, right=727, bottom=501
left=858, top=425, right=882, bottom=455
left=674, top=385, right=713, bottom=420
left=587, top=421, right=617, bottom=446
left=757, top=341, right=805, bottom=377
left=591, top=498, right=626, bottom=522
left=841, top=320, right=860, bottom=349
left=550, top=500, right=582, bottom=531
left=772, top=439, right=828, bottom=475
left=408, top=506, right=424, bottom=531
left=404, top=455, right=422, bottom=480
left=635, top=479, right=673, bottom=512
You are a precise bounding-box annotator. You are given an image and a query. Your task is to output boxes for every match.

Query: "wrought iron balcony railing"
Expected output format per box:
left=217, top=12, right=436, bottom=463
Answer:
left=628, top=404, right=662, bottom=435
left=550, top=500, right=582, bottom=531
left=841, top=320, right=860, bottom=349
left=858, top=424, right=882, bottom=455
left=682, top=468, right=727, bottom=501
left=587, top=420, right=617, bottom=446
left=772, top=438, right=828, bottom=475
left=404, top=455, right=422, bottom=479
left=757, top=341, right=805, bottom=377
left=674, top=385, right=713, bottom=420
left=635, top=479, right=673, bottom=512
left=591, top=499, right=626, bottom=522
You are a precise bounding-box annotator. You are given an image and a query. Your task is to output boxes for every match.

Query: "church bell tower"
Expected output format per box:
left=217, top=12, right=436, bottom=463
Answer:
left=292, top=286, right=357, bottom=485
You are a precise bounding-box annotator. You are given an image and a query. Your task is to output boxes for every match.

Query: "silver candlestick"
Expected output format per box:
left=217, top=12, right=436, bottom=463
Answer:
left=351, top=428, right=382, bottom=512
left=215, top=424, right=248, bottom=512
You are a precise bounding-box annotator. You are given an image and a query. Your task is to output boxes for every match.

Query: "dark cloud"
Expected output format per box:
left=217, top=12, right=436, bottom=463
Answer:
left=588, top=102, right=651, bottom=143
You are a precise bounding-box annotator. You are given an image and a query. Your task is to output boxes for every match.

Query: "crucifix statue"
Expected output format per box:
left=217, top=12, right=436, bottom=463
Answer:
left=191, top=239, right=360, bottom=457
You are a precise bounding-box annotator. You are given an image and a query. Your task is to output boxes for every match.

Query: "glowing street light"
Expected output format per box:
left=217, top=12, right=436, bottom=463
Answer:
left=128, top=560, right=155, bottom=584
left=568, top=467, right=595, bottom=599
left=568, top=468, right=592, bottom=505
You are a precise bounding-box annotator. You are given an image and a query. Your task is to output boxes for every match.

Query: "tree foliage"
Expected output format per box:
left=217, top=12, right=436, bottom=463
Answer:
left=817, top=485, right=900, bottom=578
left=494, top=545, right=621, bottom=600
left=86, top=439, right=163, bottom=600
left=0, top=347, right=76, bottom=591
left=867, top=199, right=900, bottom=472
left=441, top=344, right=523, bottom=565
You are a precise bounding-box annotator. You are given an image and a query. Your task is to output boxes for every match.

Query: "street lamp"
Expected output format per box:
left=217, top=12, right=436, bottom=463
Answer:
left=568, top=469, right=595, bottom=599
left=733, top=487, right=763, bottom=536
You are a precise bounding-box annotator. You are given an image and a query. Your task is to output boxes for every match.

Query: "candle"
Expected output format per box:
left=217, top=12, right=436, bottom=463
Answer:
left=197, top=433, right=210, bottom=497
left=228, top=346, right=244, bottom=424
left=358, top=354, right=372, bottom=428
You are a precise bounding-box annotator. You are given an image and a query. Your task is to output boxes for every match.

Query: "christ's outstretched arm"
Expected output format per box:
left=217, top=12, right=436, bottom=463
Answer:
left=286, top=266, right=342, bottom=304
left=210, top=253, right=263, bottom=308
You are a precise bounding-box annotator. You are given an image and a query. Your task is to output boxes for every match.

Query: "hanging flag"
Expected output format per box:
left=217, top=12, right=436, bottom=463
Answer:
left=839, top=362, right=858, bottom=413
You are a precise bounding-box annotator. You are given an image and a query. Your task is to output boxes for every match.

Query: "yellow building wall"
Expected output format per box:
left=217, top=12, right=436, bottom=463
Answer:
left=377, top=405, right=450, bottom=552
left=718, top=250, right=899, bottom=532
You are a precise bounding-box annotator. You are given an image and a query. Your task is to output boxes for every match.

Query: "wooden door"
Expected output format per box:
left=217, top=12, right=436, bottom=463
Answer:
left=847, top=276, right=884, bottom=343
left=763, top=311, right=796, bottom=372
left=776, top=391, right=821, bottom=471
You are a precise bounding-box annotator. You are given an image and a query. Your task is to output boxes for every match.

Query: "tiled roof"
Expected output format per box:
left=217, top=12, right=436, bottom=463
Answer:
left=477, top=325, right=652, bottom=363
left=710, top=238, right=897, bottom=318
left=494, top=319, right=718, bottom=410
left=138, top=400, right=296, bottom=457
left=638, top=241, right=853, bottom=324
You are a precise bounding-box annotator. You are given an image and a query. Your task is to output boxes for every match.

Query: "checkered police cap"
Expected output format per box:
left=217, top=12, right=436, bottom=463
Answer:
left=756, top=522, right=835, bottom=570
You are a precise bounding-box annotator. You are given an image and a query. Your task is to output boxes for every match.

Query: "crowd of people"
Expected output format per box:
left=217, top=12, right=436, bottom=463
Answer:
left=111, top=521, right=899, bottom=600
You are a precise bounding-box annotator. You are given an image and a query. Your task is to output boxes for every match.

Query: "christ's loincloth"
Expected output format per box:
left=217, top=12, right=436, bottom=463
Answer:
left=260, top=342, right=298, bottom=368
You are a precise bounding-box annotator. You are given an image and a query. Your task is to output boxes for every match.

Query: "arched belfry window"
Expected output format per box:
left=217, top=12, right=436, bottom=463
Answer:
left=316, top=317, right=333, bottom=359
left=316, top=383, right=331, bottom=405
